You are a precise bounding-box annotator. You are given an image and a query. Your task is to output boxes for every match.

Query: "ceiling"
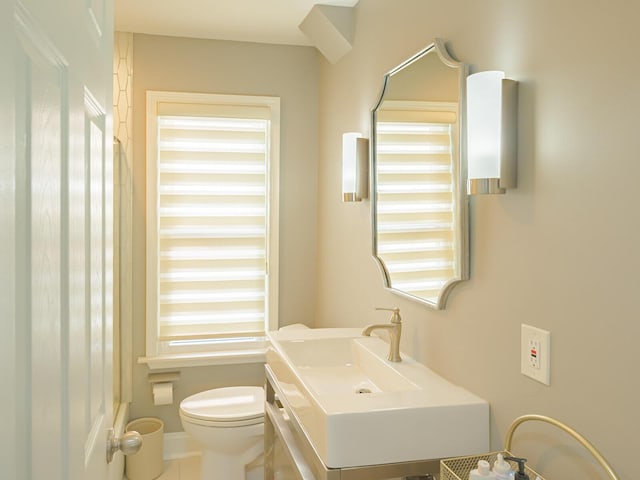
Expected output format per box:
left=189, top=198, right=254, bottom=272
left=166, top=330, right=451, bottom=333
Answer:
left=114, top=0, right=359, bottom=46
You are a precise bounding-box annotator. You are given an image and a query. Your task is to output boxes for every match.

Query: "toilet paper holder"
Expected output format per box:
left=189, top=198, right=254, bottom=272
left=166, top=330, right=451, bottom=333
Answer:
left=149, top=372, right=180, bottom=406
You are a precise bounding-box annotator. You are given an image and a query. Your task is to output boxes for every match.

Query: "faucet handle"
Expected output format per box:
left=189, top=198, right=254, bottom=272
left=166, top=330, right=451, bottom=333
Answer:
left=375, top=307, right=401, bottom=324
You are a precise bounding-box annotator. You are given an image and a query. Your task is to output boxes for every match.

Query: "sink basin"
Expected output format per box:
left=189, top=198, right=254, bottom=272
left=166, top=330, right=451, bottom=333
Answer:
left=273, top=334, right=420, bottom=395
left=267, top=328, right=489, bottom=468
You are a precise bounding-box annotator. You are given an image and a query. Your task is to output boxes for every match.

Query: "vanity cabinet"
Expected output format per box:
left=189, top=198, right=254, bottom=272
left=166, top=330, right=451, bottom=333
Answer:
left=264, top=365, right=440, bottom=480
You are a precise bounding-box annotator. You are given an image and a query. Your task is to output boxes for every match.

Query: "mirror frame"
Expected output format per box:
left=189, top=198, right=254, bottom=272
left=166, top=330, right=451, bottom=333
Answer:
left=371, top=38, right=469, bottom=309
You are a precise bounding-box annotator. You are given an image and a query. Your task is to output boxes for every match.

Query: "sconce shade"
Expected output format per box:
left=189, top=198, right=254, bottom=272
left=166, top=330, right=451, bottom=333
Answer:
left=466, top=71, right=518, bottom=194
left=342, top=132, right=369, bottom=202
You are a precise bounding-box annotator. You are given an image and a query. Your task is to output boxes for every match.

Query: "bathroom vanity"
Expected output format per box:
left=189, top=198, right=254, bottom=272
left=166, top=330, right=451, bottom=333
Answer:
left=264, top=328, right=489, bottom=479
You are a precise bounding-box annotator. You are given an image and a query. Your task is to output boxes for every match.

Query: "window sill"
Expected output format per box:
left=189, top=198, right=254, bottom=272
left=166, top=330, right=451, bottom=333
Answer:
left=138, top=348, right=267, bottom=370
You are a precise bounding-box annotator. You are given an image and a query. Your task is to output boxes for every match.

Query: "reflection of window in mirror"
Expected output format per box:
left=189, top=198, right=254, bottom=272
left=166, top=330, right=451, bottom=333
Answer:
left=372, top=39, right=468, bottom=309
left=375, top=101, right=458, bottom=305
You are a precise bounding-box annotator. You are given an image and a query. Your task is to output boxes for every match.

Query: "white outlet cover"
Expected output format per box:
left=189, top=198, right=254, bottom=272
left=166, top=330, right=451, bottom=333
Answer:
left=521, top=324, right=551, bottom=385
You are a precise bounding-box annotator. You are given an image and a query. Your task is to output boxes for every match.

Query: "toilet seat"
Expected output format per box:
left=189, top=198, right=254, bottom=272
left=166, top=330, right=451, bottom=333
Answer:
left=180, top=386, right=265, bottom=428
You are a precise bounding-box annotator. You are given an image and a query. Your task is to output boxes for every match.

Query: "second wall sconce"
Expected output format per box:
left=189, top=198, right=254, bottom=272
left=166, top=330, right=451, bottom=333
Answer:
left=466, top=71, right=518, bottom=194
left=342, top=132, right=369, bottom=202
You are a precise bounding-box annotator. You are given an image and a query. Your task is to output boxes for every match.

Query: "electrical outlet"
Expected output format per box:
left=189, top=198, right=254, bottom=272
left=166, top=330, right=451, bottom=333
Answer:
left=528, top=338, right=540, bottom=368
left=521, top=324, right=550, bottom=385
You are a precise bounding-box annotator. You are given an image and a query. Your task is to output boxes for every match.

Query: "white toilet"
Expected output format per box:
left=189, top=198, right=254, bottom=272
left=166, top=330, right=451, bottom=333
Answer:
left=179, top=386, right=265, bottom=480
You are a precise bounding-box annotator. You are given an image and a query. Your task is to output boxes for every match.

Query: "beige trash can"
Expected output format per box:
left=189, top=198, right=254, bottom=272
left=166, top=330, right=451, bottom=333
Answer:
left=125, top=417, right=164, bottom=480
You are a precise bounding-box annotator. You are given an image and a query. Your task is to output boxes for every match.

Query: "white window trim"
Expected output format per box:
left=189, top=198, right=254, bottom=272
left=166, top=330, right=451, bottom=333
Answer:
left=141, top=91, right=280, bottom=369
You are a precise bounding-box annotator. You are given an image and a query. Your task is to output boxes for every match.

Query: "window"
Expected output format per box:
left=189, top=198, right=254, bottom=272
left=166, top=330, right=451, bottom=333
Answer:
left=145, top=91, right=279, bottom=362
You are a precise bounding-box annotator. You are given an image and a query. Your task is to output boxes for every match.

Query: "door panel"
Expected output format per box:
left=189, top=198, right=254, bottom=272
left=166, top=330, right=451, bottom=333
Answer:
left=0, top=0, right=18, bottom=474
left=2, top=0, right=114, bottom=479
left=15, top=6, right=67, bottom=479
left=27, top=39, right=65, bottom=480
left=83, top=90, right=110, bottom=475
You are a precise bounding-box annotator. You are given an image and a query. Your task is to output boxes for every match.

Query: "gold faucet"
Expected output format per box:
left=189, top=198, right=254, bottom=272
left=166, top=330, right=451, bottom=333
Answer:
left=362, top=307, right=402, bottom=362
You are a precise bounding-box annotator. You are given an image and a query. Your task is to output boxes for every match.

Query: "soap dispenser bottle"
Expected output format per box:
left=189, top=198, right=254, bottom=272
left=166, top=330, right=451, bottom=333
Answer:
left=493, top=453, right=515, bottom=480
left=469, top=460, right=497, bottom=480
left=504, top=456, right=530, bottom=480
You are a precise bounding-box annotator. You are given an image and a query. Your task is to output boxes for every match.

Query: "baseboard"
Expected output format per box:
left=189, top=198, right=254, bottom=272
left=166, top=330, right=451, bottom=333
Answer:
left=163, top=431, right=202, bottom=460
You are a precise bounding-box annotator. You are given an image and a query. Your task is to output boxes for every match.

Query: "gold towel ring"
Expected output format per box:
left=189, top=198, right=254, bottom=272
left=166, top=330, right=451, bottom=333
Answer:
left=504, top=414, right=619, bottom=480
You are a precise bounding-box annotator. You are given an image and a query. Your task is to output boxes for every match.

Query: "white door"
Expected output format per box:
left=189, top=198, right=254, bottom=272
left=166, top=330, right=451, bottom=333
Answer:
left=0, top=0, right=114, bottom=479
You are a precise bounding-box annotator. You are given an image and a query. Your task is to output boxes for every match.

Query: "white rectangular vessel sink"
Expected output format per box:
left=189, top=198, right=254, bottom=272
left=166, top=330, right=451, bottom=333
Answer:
left=267, top=328, right=489, bottom=469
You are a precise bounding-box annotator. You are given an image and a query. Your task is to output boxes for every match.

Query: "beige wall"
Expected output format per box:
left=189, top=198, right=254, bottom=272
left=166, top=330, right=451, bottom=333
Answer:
left=127, top=1, right=640, bottom=475
left=315, top=0, right=639, bottom=478
left=130, top=34, right=319, bottom=431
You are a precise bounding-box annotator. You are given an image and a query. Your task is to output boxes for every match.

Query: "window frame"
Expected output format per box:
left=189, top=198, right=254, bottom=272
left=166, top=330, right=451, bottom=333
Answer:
left=143, top=91, right=280, bottom=367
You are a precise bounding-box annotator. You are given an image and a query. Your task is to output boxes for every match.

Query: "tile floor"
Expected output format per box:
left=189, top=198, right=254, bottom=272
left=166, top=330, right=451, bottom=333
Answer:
left=141, top=455, right=419, bottom=480
left=156, top=455, right=201, bottom=480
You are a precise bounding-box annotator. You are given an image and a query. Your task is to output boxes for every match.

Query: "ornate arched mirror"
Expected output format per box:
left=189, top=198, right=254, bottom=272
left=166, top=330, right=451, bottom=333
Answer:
left=371, top=39, right=468, bottom=309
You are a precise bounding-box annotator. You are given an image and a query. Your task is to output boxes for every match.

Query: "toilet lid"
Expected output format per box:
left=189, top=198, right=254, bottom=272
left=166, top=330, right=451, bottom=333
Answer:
left=180, top=386, right=264, bottom=424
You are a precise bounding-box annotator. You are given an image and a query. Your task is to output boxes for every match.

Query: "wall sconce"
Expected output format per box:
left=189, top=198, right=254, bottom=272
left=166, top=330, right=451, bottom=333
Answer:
left=342, top=132, right=369, bottom=202
left=466, top=71, right=518, bottom=194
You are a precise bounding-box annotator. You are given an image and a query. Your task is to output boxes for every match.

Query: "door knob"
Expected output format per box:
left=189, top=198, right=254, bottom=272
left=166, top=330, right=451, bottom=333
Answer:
left=107, top=428, right=142, bottom=463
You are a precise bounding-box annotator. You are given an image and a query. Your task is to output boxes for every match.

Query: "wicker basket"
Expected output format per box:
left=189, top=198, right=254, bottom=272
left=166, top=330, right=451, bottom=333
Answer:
left=440, top=451, right=545, bottom=480
left=440, top=414, right=621, bottom=480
